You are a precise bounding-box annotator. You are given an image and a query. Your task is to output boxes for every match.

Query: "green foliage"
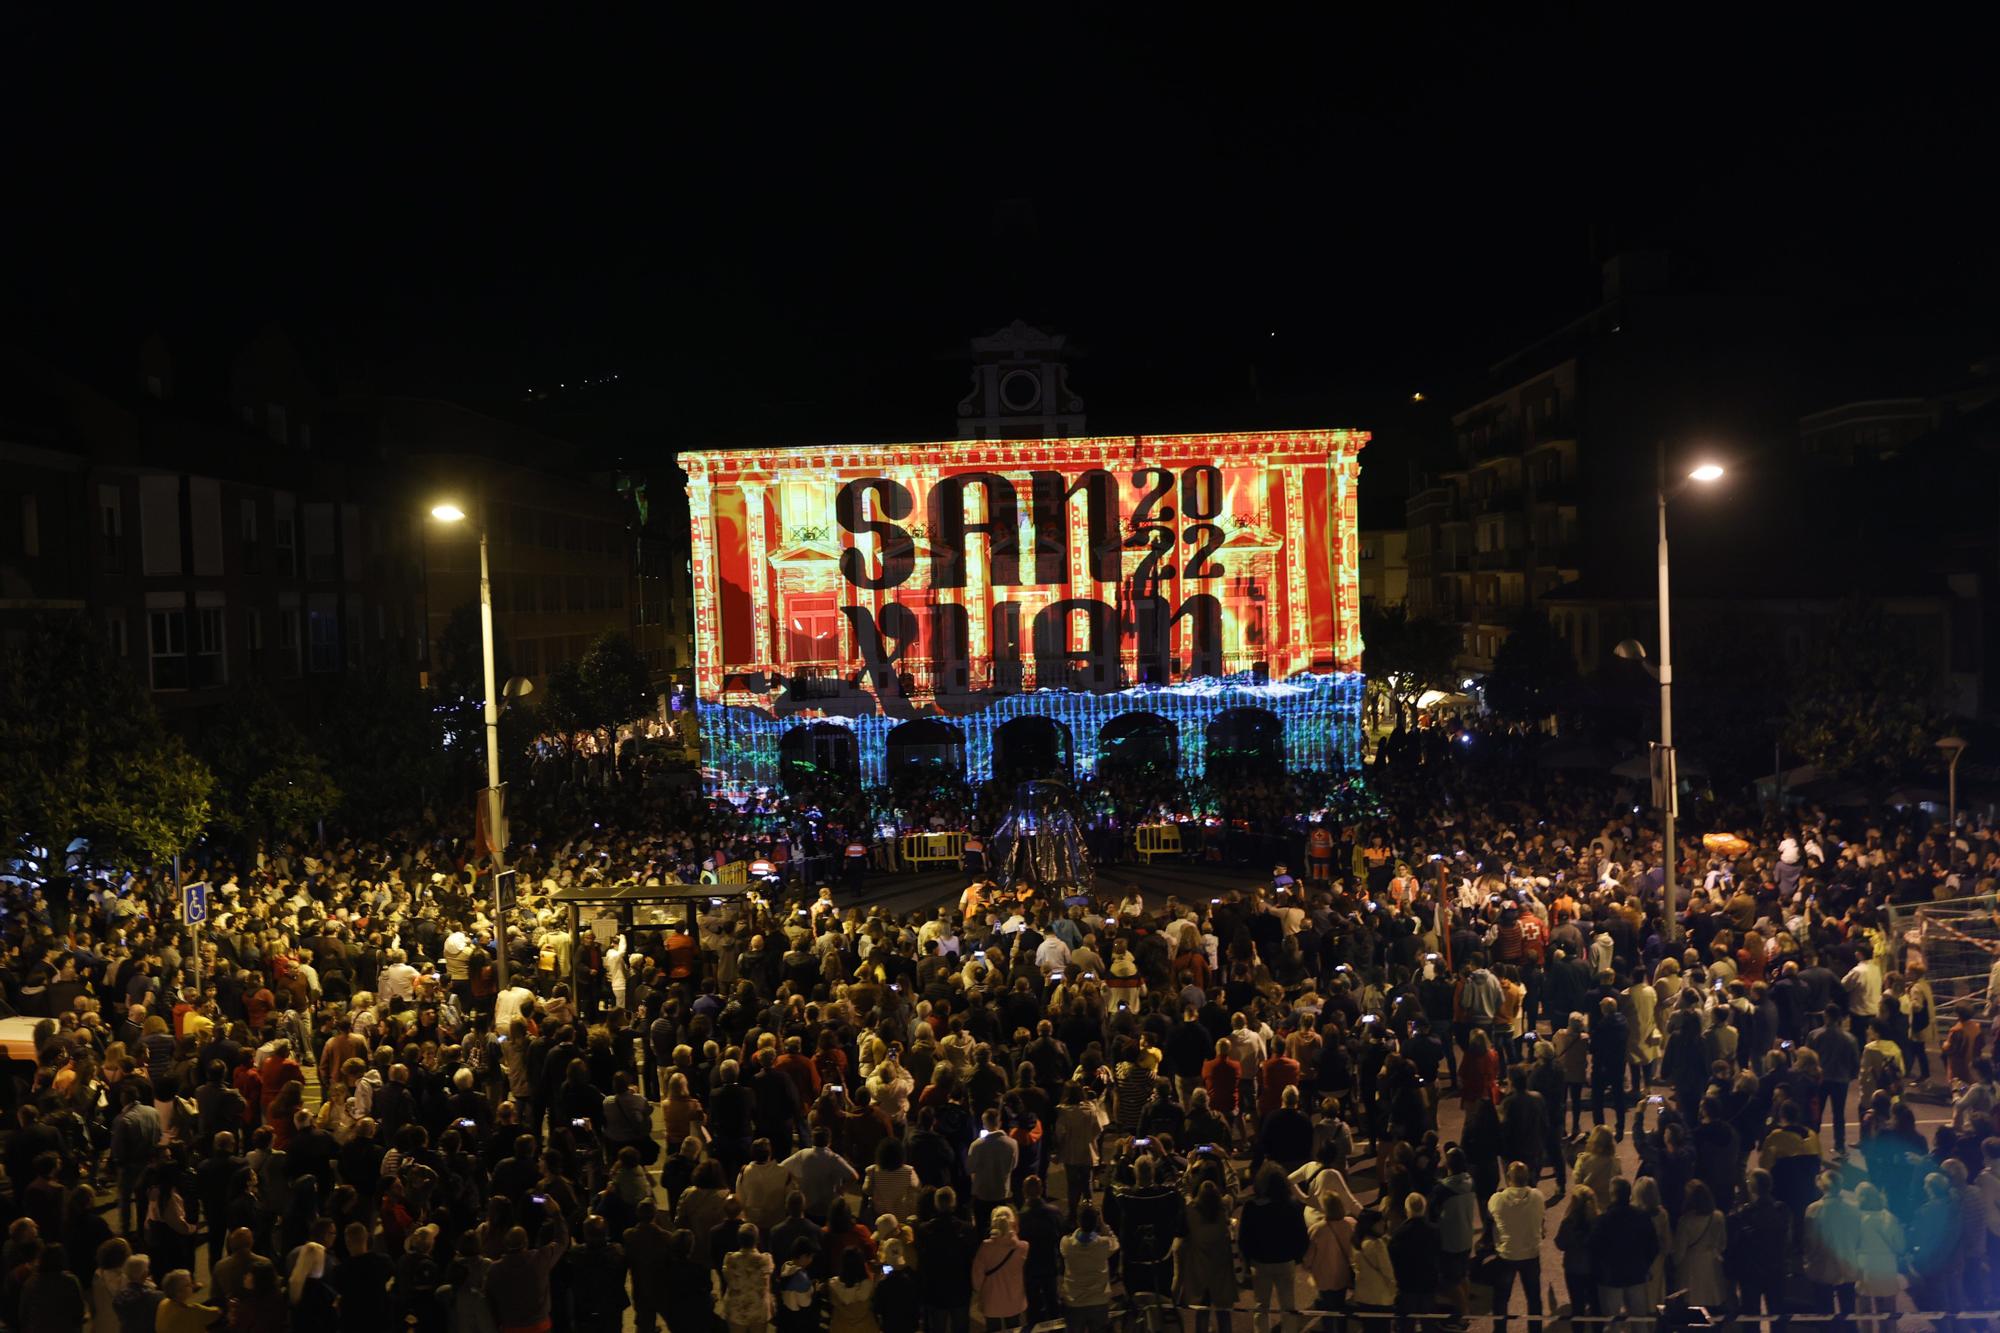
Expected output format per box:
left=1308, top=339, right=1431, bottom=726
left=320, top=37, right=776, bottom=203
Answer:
left=199, top=682, right=341, bottom=841
left=316, top=674, right=450, bottom=833
left=1360, top=604, right=1460, bottom=725
left=539, top=659, right=590, bottom=742
left=1783, top=600, right=1945, bottom=794
left=434, top=602, right=513, bottom=704
left=0, top=616, right=214, bottom=872
left=431, top=601, right=529, bottom=792
left=1483, top=610, right=1579, bottom=723
left=537, top=632, right=654, bottom=745
left=578, top=632, right=653, bottom=730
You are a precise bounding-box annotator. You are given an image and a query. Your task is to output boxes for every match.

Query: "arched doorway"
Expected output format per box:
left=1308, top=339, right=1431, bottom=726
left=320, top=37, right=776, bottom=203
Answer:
left=778, top=721, right=857, bottom=792
left=1097, top=712, right=1178, bottom=781
left=1205, top=707, right=1284, bottom=780
left=992, top=716, right=1072, bottom=785
left=884, top=717, right=966, bottom=780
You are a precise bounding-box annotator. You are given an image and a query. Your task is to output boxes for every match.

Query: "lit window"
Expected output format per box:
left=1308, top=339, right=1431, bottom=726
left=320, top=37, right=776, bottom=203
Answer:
left=786, top=596, right=841, bottom=662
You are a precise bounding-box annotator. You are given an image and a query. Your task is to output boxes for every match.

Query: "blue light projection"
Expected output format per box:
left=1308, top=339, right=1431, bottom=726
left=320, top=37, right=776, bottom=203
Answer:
left=700, top=671, right=1364, bottom=796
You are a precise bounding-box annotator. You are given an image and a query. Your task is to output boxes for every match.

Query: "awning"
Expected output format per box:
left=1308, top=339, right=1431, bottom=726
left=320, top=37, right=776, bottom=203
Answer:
left=1416, top=689, right=1474, bottom=711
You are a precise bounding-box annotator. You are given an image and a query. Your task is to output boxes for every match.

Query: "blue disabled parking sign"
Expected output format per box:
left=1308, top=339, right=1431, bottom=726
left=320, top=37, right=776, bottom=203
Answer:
left=183, top=881, right=208, bottom=925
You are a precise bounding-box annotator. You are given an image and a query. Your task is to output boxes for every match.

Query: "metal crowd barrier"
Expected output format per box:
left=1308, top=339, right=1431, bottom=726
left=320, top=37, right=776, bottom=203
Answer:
left=1027, top=1304, right=2000, bottom=1330
left=901, top=830, right=968, bottom=869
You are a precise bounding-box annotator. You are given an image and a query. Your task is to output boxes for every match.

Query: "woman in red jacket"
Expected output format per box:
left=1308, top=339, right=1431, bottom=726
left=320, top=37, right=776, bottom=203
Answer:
left=1456, top=1028, right=1500, bottom=1109
left=1201, top=1038, right=1242, bottom=1127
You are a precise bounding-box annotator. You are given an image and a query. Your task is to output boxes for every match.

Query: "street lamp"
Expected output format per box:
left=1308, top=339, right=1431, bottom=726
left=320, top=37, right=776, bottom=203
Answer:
left=1937, top=734, right=1969, bottom=829
left=1614, top=450, right=1726, bottom=943
left=430, top=498, right=510, bottom=988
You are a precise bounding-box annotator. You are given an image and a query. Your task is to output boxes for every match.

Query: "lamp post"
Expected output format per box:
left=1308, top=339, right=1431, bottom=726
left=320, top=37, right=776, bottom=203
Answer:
left=1615, top=449, right=1725, bottom=943
left=431, top=501, right=510, bottom=988
left=1937, top=734, right=1968, bottom=829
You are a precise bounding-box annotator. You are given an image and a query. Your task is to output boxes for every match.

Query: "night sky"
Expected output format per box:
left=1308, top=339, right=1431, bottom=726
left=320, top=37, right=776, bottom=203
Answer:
left=7, top=11, right=1996, bottom=506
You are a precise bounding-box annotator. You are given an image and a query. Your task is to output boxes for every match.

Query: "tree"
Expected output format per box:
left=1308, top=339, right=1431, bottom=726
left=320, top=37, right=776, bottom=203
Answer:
left=315, top=674, right=449, bottom=834
left=1783, top=600, right=1945, bottom=797
left=538, top=659, right=590, bottom=753
left=1360, top=604, right=1460, bottom=727
left=433, top=602, right=513, bottom=705
left=198, top=682, right=341, bottom=844
left=0, top=616, right=215, bottom=875
left=1483, top=610, right=1579, bottom=724
left=431, top=601, right=524, bottom=794
left=539, top=633, right=654, bottom=757
left=577, top=631, right=653, bottom=734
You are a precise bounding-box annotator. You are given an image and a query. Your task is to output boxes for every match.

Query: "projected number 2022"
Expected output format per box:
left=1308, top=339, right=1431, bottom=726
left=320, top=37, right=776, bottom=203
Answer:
left=1126, top=465, right=1227, bottom=583
left=835, top=463, right=1231, bottom=591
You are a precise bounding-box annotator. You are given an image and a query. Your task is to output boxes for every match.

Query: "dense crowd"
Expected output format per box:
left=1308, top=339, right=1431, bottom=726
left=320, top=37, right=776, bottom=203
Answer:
left=2, top=725, right=1998, bottom=1333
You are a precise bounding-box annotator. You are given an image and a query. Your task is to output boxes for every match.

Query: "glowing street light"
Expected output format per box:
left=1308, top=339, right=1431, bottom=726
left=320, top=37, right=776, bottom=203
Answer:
left=428, top=496, right=509, bottom=987
left=1640, top=448, right=1728, bottom=941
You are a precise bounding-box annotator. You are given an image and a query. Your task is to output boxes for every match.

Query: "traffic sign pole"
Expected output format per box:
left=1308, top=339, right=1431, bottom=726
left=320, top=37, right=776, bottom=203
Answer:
left=179, top=863, right=208, bottom=995
left=176, top=854, right=194, bottom=992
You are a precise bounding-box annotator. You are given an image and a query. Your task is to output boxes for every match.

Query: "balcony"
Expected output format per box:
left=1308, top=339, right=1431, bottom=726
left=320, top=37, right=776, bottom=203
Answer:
left=1474, top=548, right=1525, bottom=571
left=1530, top=413, right=1576, bottom=444
left=1466, top=428, right=1523, bottom=462
left=1407, top=489, right=1466, bottom=524
left=1476, top=490, right=1523, bottom=515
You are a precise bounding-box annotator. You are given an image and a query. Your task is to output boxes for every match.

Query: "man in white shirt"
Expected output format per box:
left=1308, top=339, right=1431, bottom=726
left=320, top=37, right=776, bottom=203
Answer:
left=494, top=979, right=536, bottom=1030
left=604, top=934, right=629, bottom=1009
left=1487, top=1160, right=1547, bottom=1326
left=1035, top=931, right=1072, bottom=973
left=916, top=909, right=954, bottom=955
left=378, top=949, right=419, bottom=1005
left=1843, top=950, right=1883, bottom=1043
left=781, top=1129, right=859, bottom=1220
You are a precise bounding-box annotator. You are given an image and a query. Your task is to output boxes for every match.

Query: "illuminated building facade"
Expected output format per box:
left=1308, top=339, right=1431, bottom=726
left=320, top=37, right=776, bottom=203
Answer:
left=682, top=430, right=1368, bottom=795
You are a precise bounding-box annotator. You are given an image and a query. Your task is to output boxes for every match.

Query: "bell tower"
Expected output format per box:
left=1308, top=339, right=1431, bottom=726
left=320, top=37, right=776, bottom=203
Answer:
left=956, top=320, right=1085, bottom=440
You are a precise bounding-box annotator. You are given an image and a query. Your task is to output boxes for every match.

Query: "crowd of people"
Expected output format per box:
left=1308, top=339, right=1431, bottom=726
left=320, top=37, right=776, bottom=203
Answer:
left=1, top=722, right=1998, bottom=1333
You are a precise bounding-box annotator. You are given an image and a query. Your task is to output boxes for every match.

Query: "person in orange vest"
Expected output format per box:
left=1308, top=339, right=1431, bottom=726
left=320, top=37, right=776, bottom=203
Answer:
left=1307, top=824, right=1336, bottom=882
left=843, top=836, right=869, bottom=894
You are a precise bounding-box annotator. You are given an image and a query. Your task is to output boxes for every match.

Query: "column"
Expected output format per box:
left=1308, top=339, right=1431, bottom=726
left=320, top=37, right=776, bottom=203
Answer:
left=744, top=480, right=772, bottom=671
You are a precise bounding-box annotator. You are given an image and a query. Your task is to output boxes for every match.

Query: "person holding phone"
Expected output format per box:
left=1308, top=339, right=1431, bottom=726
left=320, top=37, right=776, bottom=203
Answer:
left=483, top=1195, right=570, bottom=1333
left=1058, top=1203, right=1120, bottom=1333
left=870, top=1239, right=918, bottom=1333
